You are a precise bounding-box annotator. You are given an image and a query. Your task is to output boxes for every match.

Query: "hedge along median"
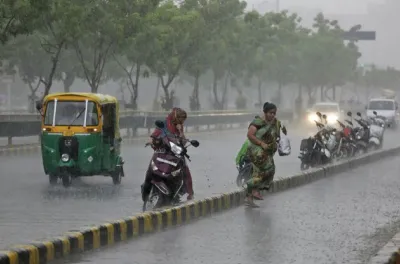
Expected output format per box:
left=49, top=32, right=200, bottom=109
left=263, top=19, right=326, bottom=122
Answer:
left=0, top=147, right=399, bottom=264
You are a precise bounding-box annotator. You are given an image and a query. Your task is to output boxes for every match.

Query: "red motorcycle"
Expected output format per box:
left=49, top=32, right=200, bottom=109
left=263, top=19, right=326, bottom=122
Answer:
left=142, top=120, right=199, bottom=211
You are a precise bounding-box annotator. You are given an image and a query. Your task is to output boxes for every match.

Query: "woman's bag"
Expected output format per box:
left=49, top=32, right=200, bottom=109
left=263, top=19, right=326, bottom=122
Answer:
left=277, top=124, right=291, bottom=156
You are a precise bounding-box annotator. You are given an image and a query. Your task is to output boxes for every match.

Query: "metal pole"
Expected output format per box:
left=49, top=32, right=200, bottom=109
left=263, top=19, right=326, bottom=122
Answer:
left=276, top=0, right=279, bottom=12
left=6, top=81, right=11, bottom=110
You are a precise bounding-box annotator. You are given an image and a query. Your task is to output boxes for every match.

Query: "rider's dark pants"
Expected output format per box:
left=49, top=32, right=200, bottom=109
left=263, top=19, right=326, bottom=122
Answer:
left=141, top=163, right=193, bottom=201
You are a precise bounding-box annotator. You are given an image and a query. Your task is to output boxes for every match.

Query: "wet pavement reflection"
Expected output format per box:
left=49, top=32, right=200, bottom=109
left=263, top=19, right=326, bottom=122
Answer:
left=58, top=154, right=400, bottom=264
left=0, top=129, right=306, bottom=248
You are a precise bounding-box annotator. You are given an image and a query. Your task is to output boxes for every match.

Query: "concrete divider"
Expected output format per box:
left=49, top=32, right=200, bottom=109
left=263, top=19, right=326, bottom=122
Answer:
left=1, top=146, right=399, bottom=264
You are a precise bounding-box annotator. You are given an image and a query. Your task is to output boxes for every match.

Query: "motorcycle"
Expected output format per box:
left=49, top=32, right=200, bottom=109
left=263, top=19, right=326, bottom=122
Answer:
left=336, top=120, right=357, bottom=158
left=367, top=111, right=385, bottom=150
left=142, top=120, right=200, bottom=211
left=236, top=157, right=252, bottom=187
left=299, top=112, right=332, bottom=170
left=346, top=112, right=369, bottom=156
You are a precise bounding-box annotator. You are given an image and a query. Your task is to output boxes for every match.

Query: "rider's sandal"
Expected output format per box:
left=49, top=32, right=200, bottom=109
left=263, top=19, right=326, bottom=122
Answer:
left=252, top=190, right=264, bottom=200
left=245, top=195, right=260, bottom=208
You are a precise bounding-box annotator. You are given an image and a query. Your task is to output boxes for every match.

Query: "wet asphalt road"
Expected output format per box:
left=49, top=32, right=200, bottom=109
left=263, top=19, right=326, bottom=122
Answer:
left=60, top=154, right=400, bottom=264
left=0, top=128, right=306, bottom=249
left=0, top=128, right=399, bottom=252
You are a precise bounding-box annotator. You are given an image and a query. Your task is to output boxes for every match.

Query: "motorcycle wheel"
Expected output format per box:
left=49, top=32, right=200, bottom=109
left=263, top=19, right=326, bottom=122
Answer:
left=143, top=187, right=164, bottom=212
left=236, top=164, right=252, bottom=187
left=300, top=162, right=310, bottom=171
left=339, top=147, right=350, bottom=160
left=355, top=147, right=367, bottom=156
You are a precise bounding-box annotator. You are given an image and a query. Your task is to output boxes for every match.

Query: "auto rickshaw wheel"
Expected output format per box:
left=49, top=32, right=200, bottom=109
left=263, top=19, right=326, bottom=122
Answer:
left=112, top=170, right=122, bottom=185
left=62, top=173, right=72, bottom=188
left=49, top=174, right=58, bottom=185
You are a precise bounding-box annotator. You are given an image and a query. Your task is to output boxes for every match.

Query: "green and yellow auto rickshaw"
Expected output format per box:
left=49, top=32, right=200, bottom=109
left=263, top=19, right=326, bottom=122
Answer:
left=36, top=92, right=125, bottom=187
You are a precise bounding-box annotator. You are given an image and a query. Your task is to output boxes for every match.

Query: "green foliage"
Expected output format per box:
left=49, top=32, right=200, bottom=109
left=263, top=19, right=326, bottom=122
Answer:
left=0, top=0, right=50, bottom=43
left=2, top=0, right=395, bottom=110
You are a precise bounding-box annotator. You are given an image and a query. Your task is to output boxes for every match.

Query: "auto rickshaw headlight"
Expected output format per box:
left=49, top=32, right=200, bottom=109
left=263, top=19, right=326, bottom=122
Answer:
left=61, top=153, right=70, bottom=162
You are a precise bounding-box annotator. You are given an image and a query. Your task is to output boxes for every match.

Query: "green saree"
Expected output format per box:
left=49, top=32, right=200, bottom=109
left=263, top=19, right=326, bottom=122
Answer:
left=246, top=116, right=281, bottom=194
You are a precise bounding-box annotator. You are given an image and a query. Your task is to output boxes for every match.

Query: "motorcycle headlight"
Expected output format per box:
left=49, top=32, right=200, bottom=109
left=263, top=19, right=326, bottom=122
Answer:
left=356, top=135, right=361, bottom=140
left=327, top=115, right=338, bottom=123
left=308, top=114, right=318, bottom=123
left=61, top=153, right=70, bottom=162
left=169, top=142, right=183, bottom=155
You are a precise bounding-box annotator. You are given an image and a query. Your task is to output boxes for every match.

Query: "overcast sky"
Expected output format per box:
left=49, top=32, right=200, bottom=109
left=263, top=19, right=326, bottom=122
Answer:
left=247, top=0, right=384, bottom=14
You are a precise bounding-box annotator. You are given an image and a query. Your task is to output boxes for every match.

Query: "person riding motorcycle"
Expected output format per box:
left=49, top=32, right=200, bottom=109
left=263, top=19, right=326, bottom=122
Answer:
left=141, top=107, right=194, bottom=202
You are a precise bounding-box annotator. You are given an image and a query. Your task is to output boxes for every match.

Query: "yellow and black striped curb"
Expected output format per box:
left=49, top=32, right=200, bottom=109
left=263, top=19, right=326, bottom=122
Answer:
left=1, top=146, right=400, bottom=264
left=0, top=125, right=246, bottom=157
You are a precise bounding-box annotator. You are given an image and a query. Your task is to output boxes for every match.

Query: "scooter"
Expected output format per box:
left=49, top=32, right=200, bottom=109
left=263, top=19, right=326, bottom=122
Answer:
left=142, top=120, right=200, bottom=211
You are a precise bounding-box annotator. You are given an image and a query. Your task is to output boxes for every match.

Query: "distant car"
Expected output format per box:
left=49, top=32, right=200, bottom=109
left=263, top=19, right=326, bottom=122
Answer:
left=366, top=98, right=399, bottom=129
left=306, top=102, right=342, bottom=126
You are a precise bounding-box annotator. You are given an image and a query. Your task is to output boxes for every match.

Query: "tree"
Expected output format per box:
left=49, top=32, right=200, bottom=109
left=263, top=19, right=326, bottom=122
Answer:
left=145, top=1, right=204, bottom=110
left=0, top=0, right=50, bottom=44
left=6, top=35, right=51, bottom=111
left=55, top=47, right=81, bottom=92
left=203, top=0, right=246, bottom=110
left=112, top=32, right=152, bottom=110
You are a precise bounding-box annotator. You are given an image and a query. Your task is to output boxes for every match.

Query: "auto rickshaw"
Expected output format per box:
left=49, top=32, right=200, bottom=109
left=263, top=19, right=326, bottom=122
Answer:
left=36, top=92, right=125, bottom=187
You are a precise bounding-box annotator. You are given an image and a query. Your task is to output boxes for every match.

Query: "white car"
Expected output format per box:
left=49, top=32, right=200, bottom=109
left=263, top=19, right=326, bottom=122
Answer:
left=306, top=102, right=342, bottom=125
left=366, top=98, right=399, bottom=128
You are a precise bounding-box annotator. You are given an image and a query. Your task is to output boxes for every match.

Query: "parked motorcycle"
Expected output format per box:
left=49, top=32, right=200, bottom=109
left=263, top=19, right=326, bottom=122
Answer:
left=299, top=112, right=332, bottom=170
left=367, top=111, right=385, bottom=150
left=142, top=120, right=200, bottom=211
left=346, top=112, right=369, bottom=156
left=336, top=120, right=357, bottom=158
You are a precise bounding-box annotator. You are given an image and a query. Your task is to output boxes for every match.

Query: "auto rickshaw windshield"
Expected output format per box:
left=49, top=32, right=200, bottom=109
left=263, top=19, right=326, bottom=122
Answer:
left=44, top=100, right=99, bottom=126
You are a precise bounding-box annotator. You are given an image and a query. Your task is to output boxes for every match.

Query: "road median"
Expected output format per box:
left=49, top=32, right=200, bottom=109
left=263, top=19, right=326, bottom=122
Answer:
left=1, top=145, right=399, bottom=264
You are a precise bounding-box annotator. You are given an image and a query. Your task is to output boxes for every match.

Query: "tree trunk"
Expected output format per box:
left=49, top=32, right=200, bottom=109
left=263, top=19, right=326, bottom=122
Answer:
left=152, top=78, right=161, bottom=111
left=221, top=73, right=229, bottom=110
left=132, top=65, right=140, bottom=110
left=278, top=82, right=282, bottom=105
left=212, top=72, right=222, bottom=110
left=320, top=85, right=324, bottom=101
left=257, top=77, right=262, bottom=105
left=63, top=72, right=75, bottom=92
left=161, top=80, right=172, bottom=111
left=332, top=85, right=336, bottom=100
left=90, top=84, right=98, bottom=93
left=190, top=71, right=200, bottom=111
left=298, top=84, right=303, bottom=98
left=42, top=40, right=64, bottom=96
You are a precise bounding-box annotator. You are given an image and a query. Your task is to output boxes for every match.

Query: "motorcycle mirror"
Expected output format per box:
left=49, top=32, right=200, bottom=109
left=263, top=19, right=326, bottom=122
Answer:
left=322, top=114, right=327, bottom=119
left=347, top=111, right=352, bottom=117
left=190, top=140, right=200, bottom=147
left=316, top=112, right=322, bottom=117
left=155, top=120, right=165, bottom=128
left=356, top=112, right=361, bottom=117
left=373, top=111, right=377, bottom=115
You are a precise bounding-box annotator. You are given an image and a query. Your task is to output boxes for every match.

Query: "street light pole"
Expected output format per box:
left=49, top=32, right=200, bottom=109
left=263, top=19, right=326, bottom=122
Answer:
left=276, top=0, right=279, bottom=12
